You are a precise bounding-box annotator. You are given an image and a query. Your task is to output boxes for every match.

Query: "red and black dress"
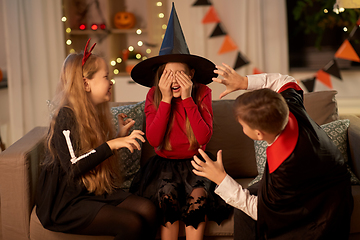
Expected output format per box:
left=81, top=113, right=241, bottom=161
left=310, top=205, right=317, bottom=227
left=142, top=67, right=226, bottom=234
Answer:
left=130, top=84, right=232, bottom=228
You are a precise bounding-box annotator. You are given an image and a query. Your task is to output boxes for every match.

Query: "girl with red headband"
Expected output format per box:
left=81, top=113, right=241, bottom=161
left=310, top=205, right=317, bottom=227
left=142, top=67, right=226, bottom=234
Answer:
left=35, top=39, right=158, bottom=240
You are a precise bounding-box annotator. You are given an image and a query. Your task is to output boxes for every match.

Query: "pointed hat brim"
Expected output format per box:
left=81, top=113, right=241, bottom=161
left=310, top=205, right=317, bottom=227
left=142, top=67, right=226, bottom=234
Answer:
left=131, top=54, right=217, bottom=87
left=130, top=2, right=217, bottom=87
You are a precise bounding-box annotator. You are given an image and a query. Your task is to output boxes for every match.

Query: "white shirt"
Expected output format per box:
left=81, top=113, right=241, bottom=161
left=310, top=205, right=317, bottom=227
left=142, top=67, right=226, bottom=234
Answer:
left=214, top=73, right=298, bottom=220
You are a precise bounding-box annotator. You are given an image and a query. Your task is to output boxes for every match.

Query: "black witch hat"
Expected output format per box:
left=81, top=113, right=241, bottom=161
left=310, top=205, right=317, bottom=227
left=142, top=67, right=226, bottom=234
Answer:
left=131, top=2, right=217, bottom=87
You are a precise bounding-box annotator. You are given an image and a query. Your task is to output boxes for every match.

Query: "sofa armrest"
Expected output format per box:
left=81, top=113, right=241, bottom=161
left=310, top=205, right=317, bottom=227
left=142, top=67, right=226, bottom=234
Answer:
left=341, top=115, right=360, bottom=180
left=0, top=127, right=47, bottom=240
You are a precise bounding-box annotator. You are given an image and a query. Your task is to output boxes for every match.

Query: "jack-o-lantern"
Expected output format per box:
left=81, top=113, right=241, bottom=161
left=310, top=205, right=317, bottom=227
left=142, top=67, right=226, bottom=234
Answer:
left=114, top=12, right=136, bottom=29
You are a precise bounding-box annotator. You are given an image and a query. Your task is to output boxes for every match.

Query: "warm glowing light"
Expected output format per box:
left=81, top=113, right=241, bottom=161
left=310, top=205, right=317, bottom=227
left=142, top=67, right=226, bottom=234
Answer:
left=111, top=79, right=116, bottom=84
left=324, top=9, right=328, bottom=13
left=110, top=60, right=116, bottom=66
left=116, top=58, right=122, bottom=63
left=66, top=28, right=71, bottom=33
left=61, top=16, right=67, bottom=22
left=343, top=27, right=348, bottom=32
left=340, top=8, right=345, bottom=12
left=79, top=24, right=86, bottom=30
left=162, top=24, right=167, bottom=30
left=158, top=13, right=164, bottom=18
left=100, top=23, right=106, bottom=30
left=136, top=29, right=142, bottom=34
left=146, top=49, right=151, bottom=54
left=66, top=39, right=72, bottom=45
left=137, top=41, right=143, bottom=46
left=128, top=46, right=134, bottom=51
left=142, top=56, right=148, bottom=60
left=156, top=2, right=163, bottom=6
left=70, top=49, right=75, bottom=53
left=114, top=69, right=119, bottom=74
left=136, top=54, right=142, bottom=59
left=91, top=24, right=98, bottom=30
left=161, top=34, right=165, bottom=39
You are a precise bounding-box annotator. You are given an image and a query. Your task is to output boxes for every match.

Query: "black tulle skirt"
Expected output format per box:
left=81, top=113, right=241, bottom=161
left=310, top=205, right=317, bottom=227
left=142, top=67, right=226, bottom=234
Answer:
left=129, top=153, right=233, bottom=229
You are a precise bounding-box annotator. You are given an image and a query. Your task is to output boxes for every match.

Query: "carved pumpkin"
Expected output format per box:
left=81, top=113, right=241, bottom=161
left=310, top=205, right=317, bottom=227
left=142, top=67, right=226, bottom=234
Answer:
left=114, top=12, right=136, bottom=29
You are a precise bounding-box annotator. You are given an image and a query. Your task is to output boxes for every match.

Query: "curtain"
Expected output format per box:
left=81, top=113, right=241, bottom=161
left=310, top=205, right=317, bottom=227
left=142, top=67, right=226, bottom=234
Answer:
left=3, top=0, right=65, bottom=144
left=167, top=0, right=288, bottom=99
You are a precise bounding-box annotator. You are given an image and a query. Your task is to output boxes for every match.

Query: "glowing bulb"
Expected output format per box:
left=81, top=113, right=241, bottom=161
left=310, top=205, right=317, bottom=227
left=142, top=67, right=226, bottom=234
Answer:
left=156, top=2, right=162, bottom=6
left=110, top=60, right=116, bottom=66
left=146, top=49, right=151, bottom=54
left=137, top=41, right=143, bottom=46
left=340, top=8, right=345, bottom=12
left=111, top=79, right=116, bottom=84
left=324, top=9, right=328, bottom=13
left=128, top=46, right=134, bottom=51
left=61, top=16, right=67, bottom=22
left=70, top=49, right=75, bottom=54
left=114, top=69, right=119, bottom=74
left=66, top=39, right=72, bottom=45
left=142, top=56, right=148, bottom=60
left=116, top=58, right=122, bottom=63
left=343, top=27, right=348, bottom=32
left=162, top=24, right=167, bottom=30
left=158, top=13, right=164, bottom=18
left=136, top=29, right=142, bottom=34
left=66, top=28, right=71, bottom=33
left=136, top=54, right=142, bottom=59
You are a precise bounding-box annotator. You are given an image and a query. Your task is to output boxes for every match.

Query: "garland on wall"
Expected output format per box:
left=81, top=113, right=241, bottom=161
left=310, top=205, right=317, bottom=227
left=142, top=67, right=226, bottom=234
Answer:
left=192, top=0, right=360, bottom=92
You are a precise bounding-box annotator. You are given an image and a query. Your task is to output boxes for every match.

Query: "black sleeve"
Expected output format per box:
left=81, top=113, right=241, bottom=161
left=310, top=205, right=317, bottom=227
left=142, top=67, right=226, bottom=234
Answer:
left=53, top=107, right=113, bottom=178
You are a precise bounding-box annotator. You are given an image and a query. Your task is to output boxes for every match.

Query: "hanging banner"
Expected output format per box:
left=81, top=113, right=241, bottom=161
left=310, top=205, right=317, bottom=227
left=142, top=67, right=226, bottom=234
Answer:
left=301, top=77, right=316, bottom=92
left=316, top=69, right=333, bottom=89
left=335, top=39, right=360, bottom=62
left=218, top=35, right=238, bottom=54
left=193, top=0, right=212, bottom=6
left=323, top=59, right=342, bottom=80
left=210, top=23, right=226, bottom=37
left=202, top=6, right=220, bottom=24
left=233, top=52, right=250, bottom=70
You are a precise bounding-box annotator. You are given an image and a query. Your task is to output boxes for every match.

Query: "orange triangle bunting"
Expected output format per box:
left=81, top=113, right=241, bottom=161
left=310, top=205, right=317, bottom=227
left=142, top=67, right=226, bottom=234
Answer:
left=335, top=39, right=360, bottom=62
left=316, top=69, right=333, bottom=89
left=218, top=35, right=238, bottom=54
left=202, top=6, right=220, bottom=24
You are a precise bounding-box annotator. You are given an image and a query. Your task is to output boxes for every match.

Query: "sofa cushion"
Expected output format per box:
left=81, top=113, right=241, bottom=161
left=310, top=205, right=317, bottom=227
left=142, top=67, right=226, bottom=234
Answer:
left=205, top=100, right=258, bottom=179
left=250, top=119, right=360, bottom=186
left=321, top=119, right=360, bottom=185
left=303, top=90, right=339, bottom=125
left=110, top=101, right=146, bottom=189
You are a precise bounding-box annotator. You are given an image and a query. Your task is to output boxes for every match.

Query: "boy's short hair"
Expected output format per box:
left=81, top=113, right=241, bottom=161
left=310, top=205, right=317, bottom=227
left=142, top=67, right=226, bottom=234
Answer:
left=234, top=88, right=289, bottom=134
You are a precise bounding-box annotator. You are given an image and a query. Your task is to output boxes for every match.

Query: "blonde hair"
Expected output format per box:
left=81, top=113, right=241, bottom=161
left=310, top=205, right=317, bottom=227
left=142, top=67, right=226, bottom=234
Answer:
left=152, top=63, right=208, bottom=151
left=234, top=88, right=289, bottom=135
left=44, top=53, right=121, bottom=195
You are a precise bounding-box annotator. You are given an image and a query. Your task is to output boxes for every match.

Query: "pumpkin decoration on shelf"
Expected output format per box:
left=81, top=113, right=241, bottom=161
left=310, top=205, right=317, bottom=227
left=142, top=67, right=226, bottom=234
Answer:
left=114, top=11, right=136, bottom=29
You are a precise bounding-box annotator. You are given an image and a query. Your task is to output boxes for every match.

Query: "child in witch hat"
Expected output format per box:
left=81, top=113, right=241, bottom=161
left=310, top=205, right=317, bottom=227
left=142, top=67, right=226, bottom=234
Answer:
left=130, top=3, right=232, bottom=240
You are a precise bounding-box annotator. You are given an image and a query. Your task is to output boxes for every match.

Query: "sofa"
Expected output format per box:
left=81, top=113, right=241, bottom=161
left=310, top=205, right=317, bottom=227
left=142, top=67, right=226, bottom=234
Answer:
left=0, top=90, right=359, bottom=240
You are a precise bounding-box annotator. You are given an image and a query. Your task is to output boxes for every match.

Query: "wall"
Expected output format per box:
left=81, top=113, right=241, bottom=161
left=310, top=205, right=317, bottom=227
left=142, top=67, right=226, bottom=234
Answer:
left=0, top=0, right=10, bottom=150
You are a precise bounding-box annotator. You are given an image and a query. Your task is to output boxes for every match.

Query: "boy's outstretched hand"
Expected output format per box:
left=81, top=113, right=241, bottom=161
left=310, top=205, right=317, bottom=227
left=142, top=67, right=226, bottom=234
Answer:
left=212, top=63, right=248, bottom=99
left=192, top=149, right=227, bottom=185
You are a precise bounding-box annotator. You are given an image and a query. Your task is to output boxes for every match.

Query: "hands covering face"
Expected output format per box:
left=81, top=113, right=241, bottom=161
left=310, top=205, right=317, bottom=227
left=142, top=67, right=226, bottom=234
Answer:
left=158, top=69, right=193, bottom=103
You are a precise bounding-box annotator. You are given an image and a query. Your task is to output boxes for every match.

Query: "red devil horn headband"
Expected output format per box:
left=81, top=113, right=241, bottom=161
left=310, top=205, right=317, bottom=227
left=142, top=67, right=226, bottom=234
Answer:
left=82, top=38, right=96, bottom=66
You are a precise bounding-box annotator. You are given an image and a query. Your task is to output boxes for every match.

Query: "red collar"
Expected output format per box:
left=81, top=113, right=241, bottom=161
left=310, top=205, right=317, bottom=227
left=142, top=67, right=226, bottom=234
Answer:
left=267, top=112, right=298, bottom=173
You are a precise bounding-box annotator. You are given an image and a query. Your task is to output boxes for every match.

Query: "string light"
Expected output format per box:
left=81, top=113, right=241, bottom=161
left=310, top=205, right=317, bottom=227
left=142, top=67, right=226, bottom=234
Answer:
left=113, top=69, right=119, bottom=74
left=116, top=58, right=122, bottom=63
left=137, top=41, right=143, bottom=46
left=110, top=60, right=116, bottom=66
left=146, top=49, right=151, bottom=54
left=159, top=13, right=165, bottom=18
left=324, top=9, right=328, bottom=14
left=66, top=28, right=72, bottom=33
left=136, top=29, right=142, bottom=34
left=156, top=2, right=163, bottom=7
left=128, top=46, right=134, bottom=51
left=343, top=27, right=348, bottom=32
left=66, top=39, right=72, bottom=45
left=61, top=16, right=67, bottom=22
left=162, top=24, right=167, bottom=30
